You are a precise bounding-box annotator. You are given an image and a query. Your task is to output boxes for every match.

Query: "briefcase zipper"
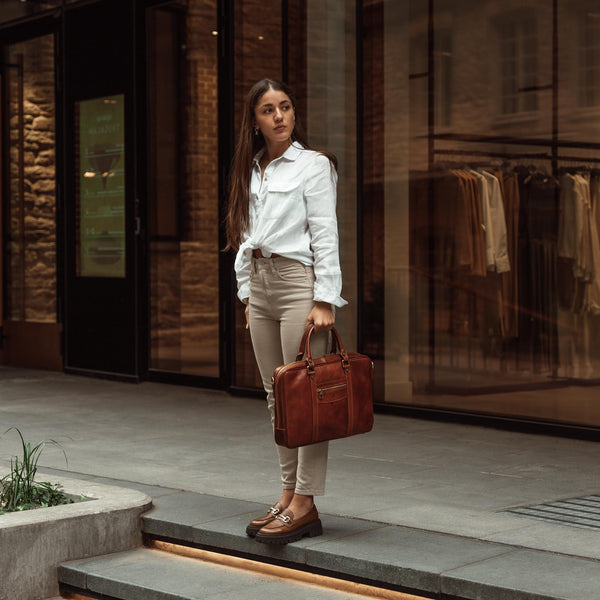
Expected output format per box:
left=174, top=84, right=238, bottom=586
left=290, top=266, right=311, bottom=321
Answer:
left=317, top=382, right=347, bottom=400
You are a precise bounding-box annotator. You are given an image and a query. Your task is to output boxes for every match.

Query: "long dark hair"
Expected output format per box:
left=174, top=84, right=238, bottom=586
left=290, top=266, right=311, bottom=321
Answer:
left=225, top=78, right=337, bottom=251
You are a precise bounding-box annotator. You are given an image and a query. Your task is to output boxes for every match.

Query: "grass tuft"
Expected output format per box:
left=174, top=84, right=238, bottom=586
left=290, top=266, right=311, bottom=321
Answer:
left=0, top=427, right=75, bottom=514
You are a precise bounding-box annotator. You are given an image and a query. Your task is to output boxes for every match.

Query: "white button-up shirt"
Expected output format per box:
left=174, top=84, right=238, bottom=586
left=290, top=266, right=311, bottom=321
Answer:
left=234, top=141, right=347, bottom=308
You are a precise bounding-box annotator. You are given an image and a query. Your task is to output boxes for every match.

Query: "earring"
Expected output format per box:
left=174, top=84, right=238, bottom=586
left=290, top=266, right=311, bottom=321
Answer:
left=254, top=127, right=259, bottom=136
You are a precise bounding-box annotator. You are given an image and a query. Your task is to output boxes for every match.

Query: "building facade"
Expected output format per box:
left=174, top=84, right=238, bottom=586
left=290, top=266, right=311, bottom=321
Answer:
left=1, top=0, right=600, bottom=431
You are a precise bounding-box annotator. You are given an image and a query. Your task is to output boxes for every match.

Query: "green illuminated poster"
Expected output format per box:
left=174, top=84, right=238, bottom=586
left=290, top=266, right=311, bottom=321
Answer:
left=77, top=94, right=126, bottom=277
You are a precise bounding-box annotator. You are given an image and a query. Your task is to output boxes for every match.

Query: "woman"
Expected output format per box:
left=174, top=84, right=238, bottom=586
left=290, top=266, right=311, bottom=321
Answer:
left=225, top=79, right=347, bottom=545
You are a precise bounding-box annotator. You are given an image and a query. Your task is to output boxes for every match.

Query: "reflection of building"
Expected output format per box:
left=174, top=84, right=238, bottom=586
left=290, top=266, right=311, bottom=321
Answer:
left=1, top=0, right=599, bottom=432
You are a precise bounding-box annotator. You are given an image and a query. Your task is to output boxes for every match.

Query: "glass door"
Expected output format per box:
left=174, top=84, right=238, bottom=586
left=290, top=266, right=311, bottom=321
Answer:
left=62, top=0, right=143, bottom=377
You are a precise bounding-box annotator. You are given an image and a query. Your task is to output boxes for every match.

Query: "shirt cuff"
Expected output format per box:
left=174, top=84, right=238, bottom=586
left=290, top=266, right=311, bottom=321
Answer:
left=313, top=276, right=348, bottom=308
left=237, top=284, right=250, bottom=305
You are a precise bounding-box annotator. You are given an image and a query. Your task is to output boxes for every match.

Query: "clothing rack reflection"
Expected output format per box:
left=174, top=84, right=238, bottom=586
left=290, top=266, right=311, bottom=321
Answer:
left=432, top=132, right=600, bottom=151
left=434, top=149, right=600, bottom=166
left=419, top=156, right=570, bottom=393
left=418, top=151, right=600, bottom=394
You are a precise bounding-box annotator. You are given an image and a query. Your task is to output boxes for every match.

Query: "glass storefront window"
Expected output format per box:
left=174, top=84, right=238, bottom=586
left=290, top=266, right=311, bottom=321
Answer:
left=304, top=0, right=358, bottom=352
left=232, top=0, right=284, bottom=389
left=148, top=1, right=220, bottom=377
left=555, top=0, right=600, bottom=393
left=399, top=0, right=600, bottom=426
left=362, top=0, right=410, bottom=402
left=232, top=0, right=358, bottom=390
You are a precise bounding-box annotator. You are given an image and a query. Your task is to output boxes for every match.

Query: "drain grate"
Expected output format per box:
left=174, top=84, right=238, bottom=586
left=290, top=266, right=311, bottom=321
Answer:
left=505, top=495, right=600, bottom=530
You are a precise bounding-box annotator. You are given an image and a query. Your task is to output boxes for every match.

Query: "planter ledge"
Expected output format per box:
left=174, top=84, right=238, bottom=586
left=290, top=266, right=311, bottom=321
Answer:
left=0, top=475, right=152, bottom=600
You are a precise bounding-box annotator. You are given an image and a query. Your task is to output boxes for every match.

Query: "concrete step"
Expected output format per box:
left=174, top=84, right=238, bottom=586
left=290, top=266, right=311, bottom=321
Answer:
left=59, top=547, right=406, bottom=600
left=58, top=486, right=600, bottom=600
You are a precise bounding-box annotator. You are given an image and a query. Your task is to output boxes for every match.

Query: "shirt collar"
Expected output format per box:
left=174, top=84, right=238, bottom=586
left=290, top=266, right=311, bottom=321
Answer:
left=252, top=141, right=304, bottom=167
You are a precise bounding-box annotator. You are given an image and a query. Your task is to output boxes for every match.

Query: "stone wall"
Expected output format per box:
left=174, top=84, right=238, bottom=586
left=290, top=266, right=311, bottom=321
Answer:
left=7, top=34, right=57, bottom=324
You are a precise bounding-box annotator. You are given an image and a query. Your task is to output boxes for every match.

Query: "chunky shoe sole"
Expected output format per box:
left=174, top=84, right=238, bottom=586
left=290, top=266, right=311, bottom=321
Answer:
left=254, top=518, right=323, bottom=545
left=245, top=523, right=264, bottom=537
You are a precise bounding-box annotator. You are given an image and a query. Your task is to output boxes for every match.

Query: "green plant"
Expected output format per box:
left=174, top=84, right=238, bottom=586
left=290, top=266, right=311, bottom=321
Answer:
left=0, top=427, right=73, bottom=514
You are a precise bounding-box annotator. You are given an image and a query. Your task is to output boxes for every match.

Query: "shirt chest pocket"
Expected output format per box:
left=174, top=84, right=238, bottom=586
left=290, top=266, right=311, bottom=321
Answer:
left=263, top=179, right=303, bottom=220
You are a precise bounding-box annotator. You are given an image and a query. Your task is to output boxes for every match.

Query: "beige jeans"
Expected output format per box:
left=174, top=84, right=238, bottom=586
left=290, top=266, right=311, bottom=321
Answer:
left=248, top=256, right=329, bottom=496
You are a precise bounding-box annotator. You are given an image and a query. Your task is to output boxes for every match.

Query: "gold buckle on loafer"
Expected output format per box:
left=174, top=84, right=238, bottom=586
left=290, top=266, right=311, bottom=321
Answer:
left=276, top=513, right=292, bottom=524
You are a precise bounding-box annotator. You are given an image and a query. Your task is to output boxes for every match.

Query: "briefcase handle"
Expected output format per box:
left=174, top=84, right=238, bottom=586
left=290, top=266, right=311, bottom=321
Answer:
left=295, top=326, right=350, bottom=369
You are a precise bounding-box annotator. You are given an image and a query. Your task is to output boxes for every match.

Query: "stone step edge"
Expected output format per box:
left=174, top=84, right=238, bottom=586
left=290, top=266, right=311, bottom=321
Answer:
left=152, top=540, right=425, bottom=600
left=141, top=532, right=426, bottom=599
left=58, top=545, right=429, bottom=600
left=137, top=504, right=600, bottom=600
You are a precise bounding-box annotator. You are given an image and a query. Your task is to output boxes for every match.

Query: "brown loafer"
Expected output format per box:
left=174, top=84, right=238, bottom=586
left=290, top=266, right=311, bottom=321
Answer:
left=246, top=503, right=284, bottom=537
left=255, top=505, right=322, bottom=544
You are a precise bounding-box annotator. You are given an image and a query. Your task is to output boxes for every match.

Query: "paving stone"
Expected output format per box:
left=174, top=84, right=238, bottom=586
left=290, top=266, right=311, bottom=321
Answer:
left=89, top=479, right=181, bottom=499
left=39, top=467, right=182, bottom=499
left=143, top=492, right=265, bottom=541
left=3, top=365, right=600, bottom=563
left=441, top=549, right=600, bottom=600
left=306, top=524, right=516, bottom=594
left=487, top=521, right=600, bottom=559
left=188, top=511, right=386, bottom=568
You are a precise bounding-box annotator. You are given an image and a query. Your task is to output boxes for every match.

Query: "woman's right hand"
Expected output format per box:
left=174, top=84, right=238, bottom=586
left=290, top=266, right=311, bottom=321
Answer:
left=245, top=304, right=250, bottom=329
left=306, top=301, right=335, bottom=334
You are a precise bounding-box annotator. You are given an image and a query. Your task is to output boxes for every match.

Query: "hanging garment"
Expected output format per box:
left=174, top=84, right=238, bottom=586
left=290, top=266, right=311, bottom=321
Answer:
left=592, top=175, right=600, bottom=242
left=494, top=171, right=520, bottom=338
left=516, top=170, right=559, bottom=373
left=468, top=169, right=511, bottom=274
left=558, top=173, right=600, bottom=314
left=583, top=176, right=600, bottom=315
left=480, top=170, right=511, bottom=274
left=450, top=170, right=487, bottom=276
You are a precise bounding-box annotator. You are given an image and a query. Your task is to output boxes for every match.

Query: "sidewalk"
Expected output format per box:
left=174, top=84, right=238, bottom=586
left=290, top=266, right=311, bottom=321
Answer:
left=2, top=365, right=600, bottom=597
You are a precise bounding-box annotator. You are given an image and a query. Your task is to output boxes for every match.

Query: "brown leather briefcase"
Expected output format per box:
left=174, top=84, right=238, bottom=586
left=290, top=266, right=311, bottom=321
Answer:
left=272, top=326, right=374, bottom=449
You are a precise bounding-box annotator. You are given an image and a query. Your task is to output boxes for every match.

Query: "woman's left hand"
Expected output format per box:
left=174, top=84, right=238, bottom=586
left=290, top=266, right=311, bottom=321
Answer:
left=306, top=301, right=335, bottom=334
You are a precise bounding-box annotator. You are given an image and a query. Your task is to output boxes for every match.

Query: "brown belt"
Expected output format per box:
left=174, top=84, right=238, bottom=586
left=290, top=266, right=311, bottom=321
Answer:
left=252, top=249, right=280, bottom=259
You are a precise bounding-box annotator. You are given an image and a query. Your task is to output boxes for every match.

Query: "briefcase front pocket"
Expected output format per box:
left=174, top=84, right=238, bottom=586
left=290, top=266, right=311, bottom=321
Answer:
left=317, top=380, right=347, bottom=403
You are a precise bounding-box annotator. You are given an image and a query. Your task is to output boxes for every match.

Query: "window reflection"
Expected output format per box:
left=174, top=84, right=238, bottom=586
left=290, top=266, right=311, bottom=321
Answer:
left=398, top=0, right=600, bottom=425
left=148, top=2, right=219, bottom=377
left=232, top=0, right=283, bottom=390
left=497, top=16, right=539, bottom=115
left=232, top=0, right=358, bottom=389
left=577, top=10, right=600, bottom=108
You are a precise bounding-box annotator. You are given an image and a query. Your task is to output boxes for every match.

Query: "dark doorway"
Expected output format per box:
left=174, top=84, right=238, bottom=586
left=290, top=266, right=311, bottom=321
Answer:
left=62, top=0, right=144, bottom=378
